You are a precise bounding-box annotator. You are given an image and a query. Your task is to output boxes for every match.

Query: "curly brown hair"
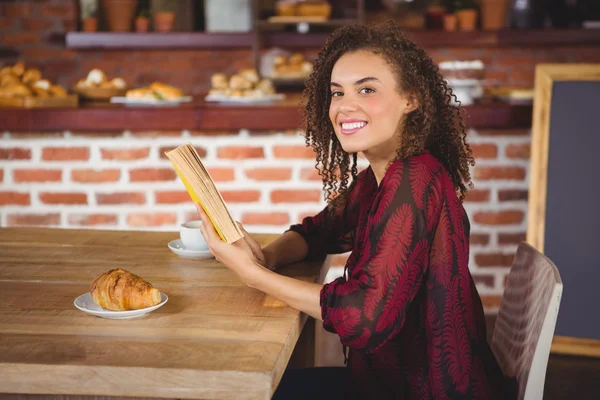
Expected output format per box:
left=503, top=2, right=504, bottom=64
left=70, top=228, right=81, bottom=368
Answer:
left=302, top=21, right=475, bottom=208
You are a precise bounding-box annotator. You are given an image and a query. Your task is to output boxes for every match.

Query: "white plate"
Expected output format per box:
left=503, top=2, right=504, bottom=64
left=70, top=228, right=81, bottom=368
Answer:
left=204, top=93, right=285, bottom=104
left=168, top=239, right=214, bottom=260
left=110, top=96, right=192, bottom=106
left=74, top=292, right=168, bottom=320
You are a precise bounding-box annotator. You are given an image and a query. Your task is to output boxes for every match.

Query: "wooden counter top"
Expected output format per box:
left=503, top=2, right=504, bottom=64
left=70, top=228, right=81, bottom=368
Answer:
left=0, top=227, right=327, bottom=399
left=0, top=97, right=532, bottom=132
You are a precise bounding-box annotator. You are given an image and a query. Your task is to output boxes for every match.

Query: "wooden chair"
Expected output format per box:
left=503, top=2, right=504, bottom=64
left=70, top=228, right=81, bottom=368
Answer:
left=491, top=242, right=563, bottom=400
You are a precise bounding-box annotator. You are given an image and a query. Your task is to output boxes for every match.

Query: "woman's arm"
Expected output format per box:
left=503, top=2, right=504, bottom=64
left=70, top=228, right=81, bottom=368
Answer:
left=248, top=267, right=323, bottom=320
left=262, top=231, right=309, bottom=270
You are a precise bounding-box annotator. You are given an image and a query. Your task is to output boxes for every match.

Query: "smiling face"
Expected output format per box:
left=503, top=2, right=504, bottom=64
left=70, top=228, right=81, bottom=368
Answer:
left=329, top=50, right=417, bottom=160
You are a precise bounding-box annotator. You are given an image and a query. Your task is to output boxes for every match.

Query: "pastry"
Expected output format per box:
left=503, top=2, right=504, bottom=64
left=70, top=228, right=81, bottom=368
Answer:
left=2, top=83, right=32, bottom=98
left=210, top=73, right=228, bottom=90
left=301, top=61, right=313, bottom=75
left=273, top=55, right=286, bottom=68
left=149, top=82, right=183, bottom=100
left=90, top=268, right=161, bottom=311
left=75, top=78, right=89, bottom=89
left=126, top=87, right=154, bottom=99
left=34, top=79, right=51, bottom=91
left=31, top=86, right=50, bottom=97
left=229, top=74, right=251, bottom=90
left=256, top=78, right=275, bottom=95
left=86, top=68, right=107, bottom=86
left=22, top=68, right=41, bottom=85
left=0, top=66, right=12, bottom=76
left=240, top=68, right=259, bottom=84
left=110, top=77, right=127, bottom=89
left=12, top=61, right=25, bottom=77
left=288, top=53, right=304, bottom=66
left=1, top=73, right=20, bottom=87
left=49, top=85, right=67, bottom=97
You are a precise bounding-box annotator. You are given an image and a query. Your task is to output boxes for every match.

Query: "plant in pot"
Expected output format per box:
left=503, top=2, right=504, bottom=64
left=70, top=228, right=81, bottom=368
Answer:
left=103, top=0, right=138, bottom=32
left=80, top=0, right=98, bottom=32
left=136, top=9, right=150, bottom=32
left=153, top=0, right=176, bottom=33
left=453, top=0, right=478, bottom=31
left=481, top=0, right=509, bottom=30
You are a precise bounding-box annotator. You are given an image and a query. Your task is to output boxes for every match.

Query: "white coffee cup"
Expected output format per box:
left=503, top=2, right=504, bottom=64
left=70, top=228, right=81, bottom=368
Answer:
left=180, top=220, right=210, bottom=251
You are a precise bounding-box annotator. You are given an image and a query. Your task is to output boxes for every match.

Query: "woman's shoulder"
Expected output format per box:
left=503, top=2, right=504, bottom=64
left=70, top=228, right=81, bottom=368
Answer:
left=388, top=150, right=449, bottom=185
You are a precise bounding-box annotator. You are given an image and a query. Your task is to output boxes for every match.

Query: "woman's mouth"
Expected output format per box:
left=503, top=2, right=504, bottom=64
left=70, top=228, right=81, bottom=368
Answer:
left=340, top=120, right=367, bottom=135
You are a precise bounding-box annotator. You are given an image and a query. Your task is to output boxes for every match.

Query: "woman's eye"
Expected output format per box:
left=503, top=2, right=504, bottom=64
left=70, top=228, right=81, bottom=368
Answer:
left=359, top=87, right=374, bottom=94
left=331, top=91, right=343, bottom=97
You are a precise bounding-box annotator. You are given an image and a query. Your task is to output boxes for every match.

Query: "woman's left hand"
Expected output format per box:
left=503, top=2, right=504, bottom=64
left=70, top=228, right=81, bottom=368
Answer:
left=195, top=203, right=263, bottom=286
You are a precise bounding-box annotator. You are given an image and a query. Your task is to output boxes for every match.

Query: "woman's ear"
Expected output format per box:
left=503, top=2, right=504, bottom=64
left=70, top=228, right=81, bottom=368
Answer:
left=403, top=93, right=419, bottom=114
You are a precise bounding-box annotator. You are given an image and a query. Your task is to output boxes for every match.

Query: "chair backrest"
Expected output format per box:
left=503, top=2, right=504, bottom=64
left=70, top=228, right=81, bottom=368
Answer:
left=491, top=242, right=563, bottom=400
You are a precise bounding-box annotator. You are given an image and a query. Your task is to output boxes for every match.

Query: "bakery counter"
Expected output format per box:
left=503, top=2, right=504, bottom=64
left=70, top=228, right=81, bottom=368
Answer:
left=0, top=97, right=532, bottom=132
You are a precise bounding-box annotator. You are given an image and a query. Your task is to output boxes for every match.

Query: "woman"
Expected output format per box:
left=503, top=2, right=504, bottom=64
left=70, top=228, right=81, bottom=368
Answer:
left=196, top=21, right=517, bottom=399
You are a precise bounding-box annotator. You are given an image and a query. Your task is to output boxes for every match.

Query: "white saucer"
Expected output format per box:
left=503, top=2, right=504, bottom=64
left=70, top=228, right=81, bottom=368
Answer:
left=74, top=292, right=168, bottom=320
left=168, top=239, right=214, bottom=260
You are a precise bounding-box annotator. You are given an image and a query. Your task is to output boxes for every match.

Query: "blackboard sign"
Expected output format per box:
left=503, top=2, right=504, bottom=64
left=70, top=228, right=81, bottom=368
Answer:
left=528, top=64, right=600, bottom=357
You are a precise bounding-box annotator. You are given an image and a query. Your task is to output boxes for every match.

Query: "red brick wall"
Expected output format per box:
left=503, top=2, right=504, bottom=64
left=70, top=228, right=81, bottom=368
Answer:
left=2, top=1, right=600, bottom=94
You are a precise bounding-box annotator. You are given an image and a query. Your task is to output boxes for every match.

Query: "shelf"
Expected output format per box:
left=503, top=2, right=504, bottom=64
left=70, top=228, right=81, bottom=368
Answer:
left=0, top=101, right=532, bottom=132
left=404, top=28, right=600, bottom=48
left=256, top=19, right=358, bottom=30
left=65, top=32, right=254, bottom=49
left=65, top=29, right=600, bottom=50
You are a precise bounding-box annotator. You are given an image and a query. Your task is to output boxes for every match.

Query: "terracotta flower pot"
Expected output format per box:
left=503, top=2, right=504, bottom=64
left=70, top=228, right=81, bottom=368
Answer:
left=444, top=14, right=457, bottom=32
left=135, top=16, right=149, bottom=32
left=102, top=0, right=138, bottom=32
left=481, top=0, right=509, bottom=30
left=456, top=8, right=478, bottom=31
left=82, top=16, right=97, bottom=32
left=153, top=11, right=175, bottom=33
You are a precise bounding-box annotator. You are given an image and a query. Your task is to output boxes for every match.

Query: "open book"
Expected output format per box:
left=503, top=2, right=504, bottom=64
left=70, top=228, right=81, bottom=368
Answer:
left=165, top=143, right=244, bottom=244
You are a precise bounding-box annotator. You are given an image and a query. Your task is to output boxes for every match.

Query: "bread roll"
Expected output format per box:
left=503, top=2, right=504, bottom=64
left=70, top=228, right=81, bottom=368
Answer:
left=273, top=55, right=286, bottom=68
left=32, top=86, right=50, bottom=97
left=229, top=74, right=251, bottom=90
left=91, top=268, right=161, bottom=311
left=34, top=79, right=51, bottom=91
left=210, top=73, right=228, bottom=90
left=4, top=83, right=32, bottom=97
left=49, top=85, right=67, bottom=97
left=288, top=53, right=304, bottom=66
left=110, top=77, right=127, bottom=89
left=86, top=68, right=107, bottom=86
left=1, top=73, right=20, bottom=87
left=12, top=61, right=26, bottom=77
left=256, top=78, right=275, bottom=95
left=22, top=68, right=42, bottom=85
left=240, top=68, right=259, bottom=84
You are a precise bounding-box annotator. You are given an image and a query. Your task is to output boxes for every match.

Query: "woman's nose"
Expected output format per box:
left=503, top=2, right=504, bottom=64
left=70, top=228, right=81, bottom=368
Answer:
left=338, top=96, right=358, bottom=114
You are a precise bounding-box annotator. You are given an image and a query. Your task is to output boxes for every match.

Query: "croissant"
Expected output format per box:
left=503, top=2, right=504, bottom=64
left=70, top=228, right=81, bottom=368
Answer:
left=90, top=268, right=161, bottom=311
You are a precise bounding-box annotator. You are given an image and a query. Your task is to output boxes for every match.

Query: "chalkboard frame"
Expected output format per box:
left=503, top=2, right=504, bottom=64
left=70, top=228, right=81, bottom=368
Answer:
left=527, top=64, right=600, bottom=358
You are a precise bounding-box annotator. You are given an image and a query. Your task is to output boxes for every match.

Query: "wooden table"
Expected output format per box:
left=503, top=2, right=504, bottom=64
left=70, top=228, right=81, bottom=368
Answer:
left=0, top=228, right=328, bottom=400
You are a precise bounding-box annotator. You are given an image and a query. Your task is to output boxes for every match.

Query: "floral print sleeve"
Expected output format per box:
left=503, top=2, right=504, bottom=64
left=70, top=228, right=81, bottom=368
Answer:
left=286, top=170, right=371, bottom=259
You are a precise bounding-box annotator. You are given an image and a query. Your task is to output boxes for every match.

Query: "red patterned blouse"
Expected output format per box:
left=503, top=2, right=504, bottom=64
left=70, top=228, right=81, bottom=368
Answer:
left=288, top=151, right=517, bottom=399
